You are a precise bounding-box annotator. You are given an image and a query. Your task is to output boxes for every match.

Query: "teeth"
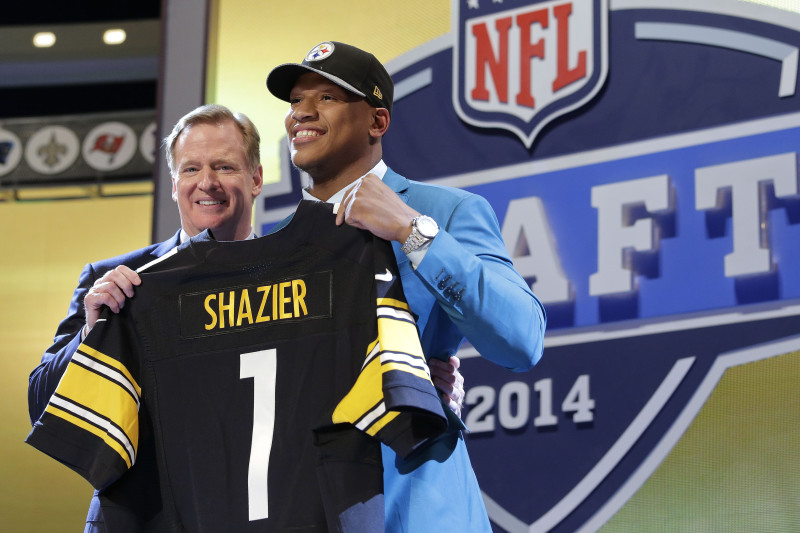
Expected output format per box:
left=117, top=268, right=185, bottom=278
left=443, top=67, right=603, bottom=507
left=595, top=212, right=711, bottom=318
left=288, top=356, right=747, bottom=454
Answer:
left=295, top=130, right=319, bottom=138
left=199, top=200, right=222, bottom=206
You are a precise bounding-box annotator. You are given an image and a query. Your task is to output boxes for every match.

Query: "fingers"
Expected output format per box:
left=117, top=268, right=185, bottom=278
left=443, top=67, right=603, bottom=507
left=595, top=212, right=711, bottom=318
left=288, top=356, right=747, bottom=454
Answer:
left=83, top=265, right=141, bottom=329
left=335, top=201, right=346, bottom=226
left=335, top=179, right=359, bottom=227
left=110, top=265, right=141, bottom=296
left=337, top=176, right=370, bottom=230
left=429, top=356, right=461, bottom=385
left=429, top=358, right=455, bottom=386
left=429, top=356, right=466, bottom=418
left=450, top=358, right=465, bottom=418
left=334, top=175, right=419, bottom=242
left=336, top=177, right=372, bottom=230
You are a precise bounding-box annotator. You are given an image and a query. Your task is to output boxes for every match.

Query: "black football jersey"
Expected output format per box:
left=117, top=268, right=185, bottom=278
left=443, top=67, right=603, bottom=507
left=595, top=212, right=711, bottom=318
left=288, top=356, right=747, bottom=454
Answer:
left=26, top=200, right=446, bottom=532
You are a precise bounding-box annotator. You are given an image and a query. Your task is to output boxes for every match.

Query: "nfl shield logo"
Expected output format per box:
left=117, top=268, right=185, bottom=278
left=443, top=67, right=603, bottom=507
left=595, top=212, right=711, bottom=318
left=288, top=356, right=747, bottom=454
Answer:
left=453, top=0, right=609, bottom=147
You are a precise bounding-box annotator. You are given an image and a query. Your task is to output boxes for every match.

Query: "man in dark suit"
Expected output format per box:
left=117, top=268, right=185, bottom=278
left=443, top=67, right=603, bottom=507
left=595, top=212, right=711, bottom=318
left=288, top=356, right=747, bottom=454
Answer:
left=27, top=104, right=265, bottom=532
left=28, top=104, right=264, bottom=424
left=266, top=41, right=547, bottom=532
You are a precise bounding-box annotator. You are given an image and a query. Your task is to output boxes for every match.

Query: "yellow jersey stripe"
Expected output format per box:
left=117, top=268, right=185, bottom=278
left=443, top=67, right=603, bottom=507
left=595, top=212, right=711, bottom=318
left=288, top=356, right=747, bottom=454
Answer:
left=78, top=344, right=142, bottom=396
left=73, top=352, right=140, bottom=407
left=377, top=297, right=410, bottom=311
left=377, top=316, right=426, bottom=358
left=363, top=409, right=400, bottom=436
left=45, top=403, right=134, bottom=468
left=55, top=364, right=140, bottom=450
left=333, top=356, right=383, bottom=425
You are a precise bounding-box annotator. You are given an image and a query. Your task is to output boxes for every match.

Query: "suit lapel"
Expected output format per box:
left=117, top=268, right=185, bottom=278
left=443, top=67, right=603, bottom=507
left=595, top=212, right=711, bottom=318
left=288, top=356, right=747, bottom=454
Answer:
left=151, top=230, right=182, bottom=258
left=383, top=168, right=410, bottom=205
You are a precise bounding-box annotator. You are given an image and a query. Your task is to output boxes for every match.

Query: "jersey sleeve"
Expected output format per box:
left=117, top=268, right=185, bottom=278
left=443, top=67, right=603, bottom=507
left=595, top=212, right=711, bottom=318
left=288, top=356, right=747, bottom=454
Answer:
left=25, top=308, right=142, bottom=490
left=330, top=237, right=447, bottom=458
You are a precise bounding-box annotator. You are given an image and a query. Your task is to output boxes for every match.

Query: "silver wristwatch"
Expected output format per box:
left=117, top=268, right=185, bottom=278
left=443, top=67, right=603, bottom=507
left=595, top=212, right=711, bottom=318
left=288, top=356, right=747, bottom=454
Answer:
left=401, top=215, right=439, bottom=254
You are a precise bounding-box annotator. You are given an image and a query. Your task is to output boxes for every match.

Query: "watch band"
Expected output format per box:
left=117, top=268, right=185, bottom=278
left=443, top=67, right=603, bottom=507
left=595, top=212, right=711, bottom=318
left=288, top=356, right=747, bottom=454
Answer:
left=401, top=215, right=438, bottom=255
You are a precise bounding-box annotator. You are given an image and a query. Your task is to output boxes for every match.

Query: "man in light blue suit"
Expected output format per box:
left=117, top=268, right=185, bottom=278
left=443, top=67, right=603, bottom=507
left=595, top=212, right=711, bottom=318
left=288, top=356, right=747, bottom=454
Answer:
left=267, top=41, right=547, bottom=532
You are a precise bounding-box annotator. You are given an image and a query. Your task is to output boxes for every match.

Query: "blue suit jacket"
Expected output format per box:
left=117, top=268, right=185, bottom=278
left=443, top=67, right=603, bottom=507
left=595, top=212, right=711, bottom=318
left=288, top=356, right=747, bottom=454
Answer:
left=274, top=168, right=547, bottom=532
left=28, top=231, right=181, bottom=530
left=380, top=169, right=544, bottom=371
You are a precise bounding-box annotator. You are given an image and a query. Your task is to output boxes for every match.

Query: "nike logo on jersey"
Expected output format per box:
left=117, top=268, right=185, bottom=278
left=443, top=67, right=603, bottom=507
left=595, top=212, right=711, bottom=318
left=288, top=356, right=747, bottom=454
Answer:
left=375, top=269, right=393, bottom=282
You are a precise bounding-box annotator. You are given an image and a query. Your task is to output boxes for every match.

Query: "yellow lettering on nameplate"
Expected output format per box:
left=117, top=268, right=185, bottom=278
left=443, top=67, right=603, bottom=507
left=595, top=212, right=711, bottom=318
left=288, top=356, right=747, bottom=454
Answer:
left=180, top=271, right=331, bottom=338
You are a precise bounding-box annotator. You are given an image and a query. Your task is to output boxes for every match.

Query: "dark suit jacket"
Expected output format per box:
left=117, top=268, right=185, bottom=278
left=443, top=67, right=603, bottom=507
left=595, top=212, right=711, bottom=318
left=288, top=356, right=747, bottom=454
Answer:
left=28, top=231, right=181, bottom=425
left=27, top=231, right=180, bottom=530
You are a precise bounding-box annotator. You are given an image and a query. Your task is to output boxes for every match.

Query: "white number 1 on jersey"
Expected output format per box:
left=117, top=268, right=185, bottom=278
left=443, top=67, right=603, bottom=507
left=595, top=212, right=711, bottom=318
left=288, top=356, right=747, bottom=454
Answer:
left=240, top=349, right=277, bottom=521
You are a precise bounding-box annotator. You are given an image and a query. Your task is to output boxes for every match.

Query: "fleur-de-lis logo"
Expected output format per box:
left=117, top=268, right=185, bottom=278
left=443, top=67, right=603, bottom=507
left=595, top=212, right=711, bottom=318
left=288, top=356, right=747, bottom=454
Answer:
left=37, top=133, right=68, bottom=168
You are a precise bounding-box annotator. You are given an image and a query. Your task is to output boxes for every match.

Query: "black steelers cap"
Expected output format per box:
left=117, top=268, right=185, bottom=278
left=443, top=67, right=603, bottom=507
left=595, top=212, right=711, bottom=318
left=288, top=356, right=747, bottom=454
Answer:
left=266, top=41, right=393, bottom=116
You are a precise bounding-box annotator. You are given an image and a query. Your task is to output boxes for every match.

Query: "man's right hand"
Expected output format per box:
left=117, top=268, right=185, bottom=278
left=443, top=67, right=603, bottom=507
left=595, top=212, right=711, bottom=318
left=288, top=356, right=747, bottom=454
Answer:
left=83, top=265, right=141, bottom=333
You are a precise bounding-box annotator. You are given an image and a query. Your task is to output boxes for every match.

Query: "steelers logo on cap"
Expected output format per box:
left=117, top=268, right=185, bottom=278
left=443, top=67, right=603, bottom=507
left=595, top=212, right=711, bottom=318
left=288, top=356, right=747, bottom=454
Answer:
left=305, top=42, right=335, bottom=62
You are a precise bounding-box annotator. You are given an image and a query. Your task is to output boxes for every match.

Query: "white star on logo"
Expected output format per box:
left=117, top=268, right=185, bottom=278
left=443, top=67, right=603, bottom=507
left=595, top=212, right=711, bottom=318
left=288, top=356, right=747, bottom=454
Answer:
left=467, top=0, right=479, bottom=9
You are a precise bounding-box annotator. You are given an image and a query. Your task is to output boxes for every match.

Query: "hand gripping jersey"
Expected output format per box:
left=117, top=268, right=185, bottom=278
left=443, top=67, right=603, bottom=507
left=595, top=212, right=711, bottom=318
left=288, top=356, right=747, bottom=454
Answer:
left=26, top=200, right=447, bottom=532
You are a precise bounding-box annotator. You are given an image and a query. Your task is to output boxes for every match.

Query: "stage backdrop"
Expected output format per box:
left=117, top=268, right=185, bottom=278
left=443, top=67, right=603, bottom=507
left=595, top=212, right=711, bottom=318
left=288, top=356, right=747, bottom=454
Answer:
left=7, top=1, right=798, bottom=532
left=210, top=0, right=800, bottom=531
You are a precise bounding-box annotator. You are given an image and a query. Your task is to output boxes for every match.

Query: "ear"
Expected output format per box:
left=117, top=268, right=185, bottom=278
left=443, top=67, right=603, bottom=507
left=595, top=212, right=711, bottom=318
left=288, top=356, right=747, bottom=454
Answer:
left=368, top=108, right=390, bottom=139
left=171, top=175, right=178, bottom=202
left=251, top=165, right=264, bottom=197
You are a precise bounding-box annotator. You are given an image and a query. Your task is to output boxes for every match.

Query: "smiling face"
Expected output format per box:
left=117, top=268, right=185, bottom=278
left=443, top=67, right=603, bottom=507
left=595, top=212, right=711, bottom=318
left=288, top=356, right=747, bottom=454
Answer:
left=285, top=72, right=388, bottom=199
left=171, top=120, right=263, bottom=241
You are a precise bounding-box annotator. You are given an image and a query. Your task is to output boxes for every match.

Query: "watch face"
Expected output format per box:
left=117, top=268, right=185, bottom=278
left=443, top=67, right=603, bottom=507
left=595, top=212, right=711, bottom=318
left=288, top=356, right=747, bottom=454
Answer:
left=416, top=216, right=438, bottom=238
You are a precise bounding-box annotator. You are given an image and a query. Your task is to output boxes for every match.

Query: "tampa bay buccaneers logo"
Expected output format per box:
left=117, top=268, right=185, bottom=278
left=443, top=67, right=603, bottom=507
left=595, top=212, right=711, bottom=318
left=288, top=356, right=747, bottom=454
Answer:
left=453, top=0, right=608, bottom=148
left=82, top=121, right=137, bottom=171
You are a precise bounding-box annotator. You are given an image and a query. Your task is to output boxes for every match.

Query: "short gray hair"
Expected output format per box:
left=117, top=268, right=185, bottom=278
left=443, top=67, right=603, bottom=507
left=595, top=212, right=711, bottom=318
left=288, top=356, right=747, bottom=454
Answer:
left=163, top=104, right=261, bottom=176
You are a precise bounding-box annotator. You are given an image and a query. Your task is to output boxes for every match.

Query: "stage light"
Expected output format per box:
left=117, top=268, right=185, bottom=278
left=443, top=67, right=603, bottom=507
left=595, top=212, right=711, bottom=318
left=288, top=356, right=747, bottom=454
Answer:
left=103, top=29, right=127, bottom=45
left=33, top=32, right=56, bottom=48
